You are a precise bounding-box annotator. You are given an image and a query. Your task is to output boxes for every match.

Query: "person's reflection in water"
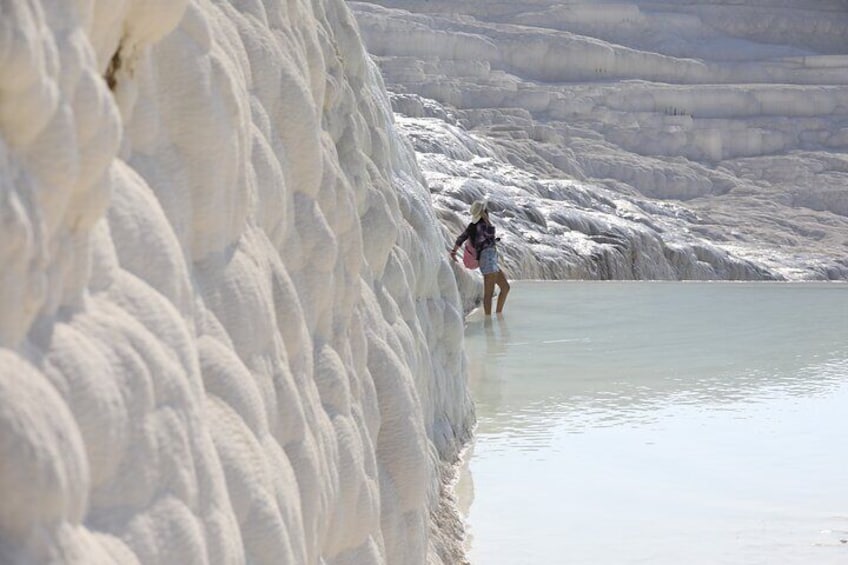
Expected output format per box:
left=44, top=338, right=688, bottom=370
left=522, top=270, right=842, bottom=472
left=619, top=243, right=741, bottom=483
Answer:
left=484, top=314, right=511, bottom=358
left=497, top=313, right=511, bottom=343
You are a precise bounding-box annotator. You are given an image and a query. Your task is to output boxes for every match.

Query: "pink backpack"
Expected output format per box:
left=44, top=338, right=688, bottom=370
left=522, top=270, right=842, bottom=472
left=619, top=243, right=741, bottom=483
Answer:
left=462, top=240, right=478, bottom=269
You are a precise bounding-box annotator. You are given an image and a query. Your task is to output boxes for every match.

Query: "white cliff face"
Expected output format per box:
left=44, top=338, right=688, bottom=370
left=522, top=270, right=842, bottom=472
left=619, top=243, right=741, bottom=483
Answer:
left=350, top=0, right=848, bottom=280
left=0, top=1, right=472, bottom=564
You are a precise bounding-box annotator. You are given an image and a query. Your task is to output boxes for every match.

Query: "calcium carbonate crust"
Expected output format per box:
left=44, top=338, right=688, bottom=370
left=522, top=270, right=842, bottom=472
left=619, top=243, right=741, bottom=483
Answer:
left=0, top=1, right=472, bottom=564
left=352, top=0, right=848, bottom=280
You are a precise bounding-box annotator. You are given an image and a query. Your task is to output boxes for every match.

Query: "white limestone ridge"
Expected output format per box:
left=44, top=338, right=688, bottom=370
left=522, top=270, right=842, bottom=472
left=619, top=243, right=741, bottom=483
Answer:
left=0, top=1, right=473, bottom=564
left=350, top=0, right=848, bottom=280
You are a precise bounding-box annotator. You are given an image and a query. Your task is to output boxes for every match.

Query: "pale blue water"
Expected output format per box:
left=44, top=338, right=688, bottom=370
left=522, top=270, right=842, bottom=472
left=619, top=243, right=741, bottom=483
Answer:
left=459, top=281, right=848, bottom=565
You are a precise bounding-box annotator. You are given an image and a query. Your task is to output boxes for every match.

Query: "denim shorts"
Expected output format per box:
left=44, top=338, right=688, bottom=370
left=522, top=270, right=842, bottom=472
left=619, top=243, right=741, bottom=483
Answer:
left=479, top=246, right=499, bottom=275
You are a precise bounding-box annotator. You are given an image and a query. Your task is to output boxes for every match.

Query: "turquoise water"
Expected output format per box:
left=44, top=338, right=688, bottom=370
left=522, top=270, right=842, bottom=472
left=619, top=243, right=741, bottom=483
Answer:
left=459, top=281, right=848, bottom=565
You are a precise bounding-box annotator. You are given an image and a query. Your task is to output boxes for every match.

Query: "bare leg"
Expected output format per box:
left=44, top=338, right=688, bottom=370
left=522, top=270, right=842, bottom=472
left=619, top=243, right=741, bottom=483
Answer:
left=495, top=270, right=510, bottom=313
left=483, top=272, right=497, bottom=316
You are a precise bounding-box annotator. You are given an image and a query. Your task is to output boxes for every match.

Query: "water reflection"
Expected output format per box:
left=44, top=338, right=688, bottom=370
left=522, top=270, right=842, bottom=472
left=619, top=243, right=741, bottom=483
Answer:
left=461, top=282, right=848, bottom=565
left=465, top=282, right=848, bottom=438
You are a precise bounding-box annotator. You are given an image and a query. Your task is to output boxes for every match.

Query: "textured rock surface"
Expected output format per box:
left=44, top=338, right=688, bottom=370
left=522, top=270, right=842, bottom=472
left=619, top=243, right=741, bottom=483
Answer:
left=352, top=0, right=848, bottom=280
left=0, top=1, right=472, bottom=563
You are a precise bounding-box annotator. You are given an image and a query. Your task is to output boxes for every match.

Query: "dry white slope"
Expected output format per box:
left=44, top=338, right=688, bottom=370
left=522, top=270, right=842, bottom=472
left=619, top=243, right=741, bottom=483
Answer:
left=0, top=1, right=472, bottom=564
left=351, top=0, right=848, bottom=280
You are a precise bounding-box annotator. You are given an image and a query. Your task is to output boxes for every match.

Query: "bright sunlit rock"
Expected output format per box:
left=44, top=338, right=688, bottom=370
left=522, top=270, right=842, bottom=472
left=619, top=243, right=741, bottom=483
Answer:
left=0, top=1, right=472, bottom=563
left=351, top=0, right=848, bottom=281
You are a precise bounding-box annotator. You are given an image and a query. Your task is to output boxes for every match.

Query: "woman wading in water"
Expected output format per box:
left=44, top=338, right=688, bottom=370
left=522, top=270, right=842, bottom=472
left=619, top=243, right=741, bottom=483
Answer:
left=450, top=200, right=511, bottom=316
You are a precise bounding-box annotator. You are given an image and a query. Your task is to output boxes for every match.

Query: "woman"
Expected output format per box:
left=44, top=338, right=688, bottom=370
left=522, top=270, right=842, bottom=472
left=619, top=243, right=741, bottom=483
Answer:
left=450, top=200, right=510, bottom=316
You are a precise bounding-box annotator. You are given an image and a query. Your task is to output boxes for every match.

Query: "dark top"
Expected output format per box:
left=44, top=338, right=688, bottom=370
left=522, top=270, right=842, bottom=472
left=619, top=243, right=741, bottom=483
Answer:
left=455, top=220, right=497, bottom=254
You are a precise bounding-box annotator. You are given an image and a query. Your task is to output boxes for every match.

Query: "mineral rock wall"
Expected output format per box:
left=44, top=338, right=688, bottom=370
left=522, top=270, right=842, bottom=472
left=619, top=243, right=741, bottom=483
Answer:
left=0, top=1, right=472, bottom=563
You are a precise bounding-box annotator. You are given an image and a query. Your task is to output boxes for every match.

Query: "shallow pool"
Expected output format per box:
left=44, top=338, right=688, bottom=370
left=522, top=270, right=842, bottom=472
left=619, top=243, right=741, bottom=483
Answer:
left=459, top=281, right=848, bottom=565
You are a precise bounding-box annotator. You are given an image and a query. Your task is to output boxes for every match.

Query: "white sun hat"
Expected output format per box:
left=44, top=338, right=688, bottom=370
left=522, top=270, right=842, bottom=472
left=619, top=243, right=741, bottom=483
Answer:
left=470, top=200, right=488, bottom=223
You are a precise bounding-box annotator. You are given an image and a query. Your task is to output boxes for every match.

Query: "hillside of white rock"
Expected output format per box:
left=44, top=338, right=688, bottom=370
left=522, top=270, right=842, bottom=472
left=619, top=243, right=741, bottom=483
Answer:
left=0, top=1, right=472, bottom=564
left=351, top=0, right=848, bottom=280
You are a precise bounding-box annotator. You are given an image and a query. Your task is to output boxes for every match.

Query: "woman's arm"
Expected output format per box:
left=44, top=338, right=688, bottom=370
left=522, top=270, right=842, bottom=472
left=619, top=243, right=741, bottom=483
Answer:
left=450, top=224, right=473, bottom=260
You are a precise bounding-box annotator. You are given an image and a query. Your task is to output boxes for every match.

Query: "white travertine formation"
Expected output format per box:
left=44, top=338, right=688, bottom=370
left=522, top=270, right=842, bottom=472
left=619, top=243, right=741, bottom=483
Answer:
left=352, top=0, right=848, bottom=280
left=0, top=1, right=472, bottom=564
